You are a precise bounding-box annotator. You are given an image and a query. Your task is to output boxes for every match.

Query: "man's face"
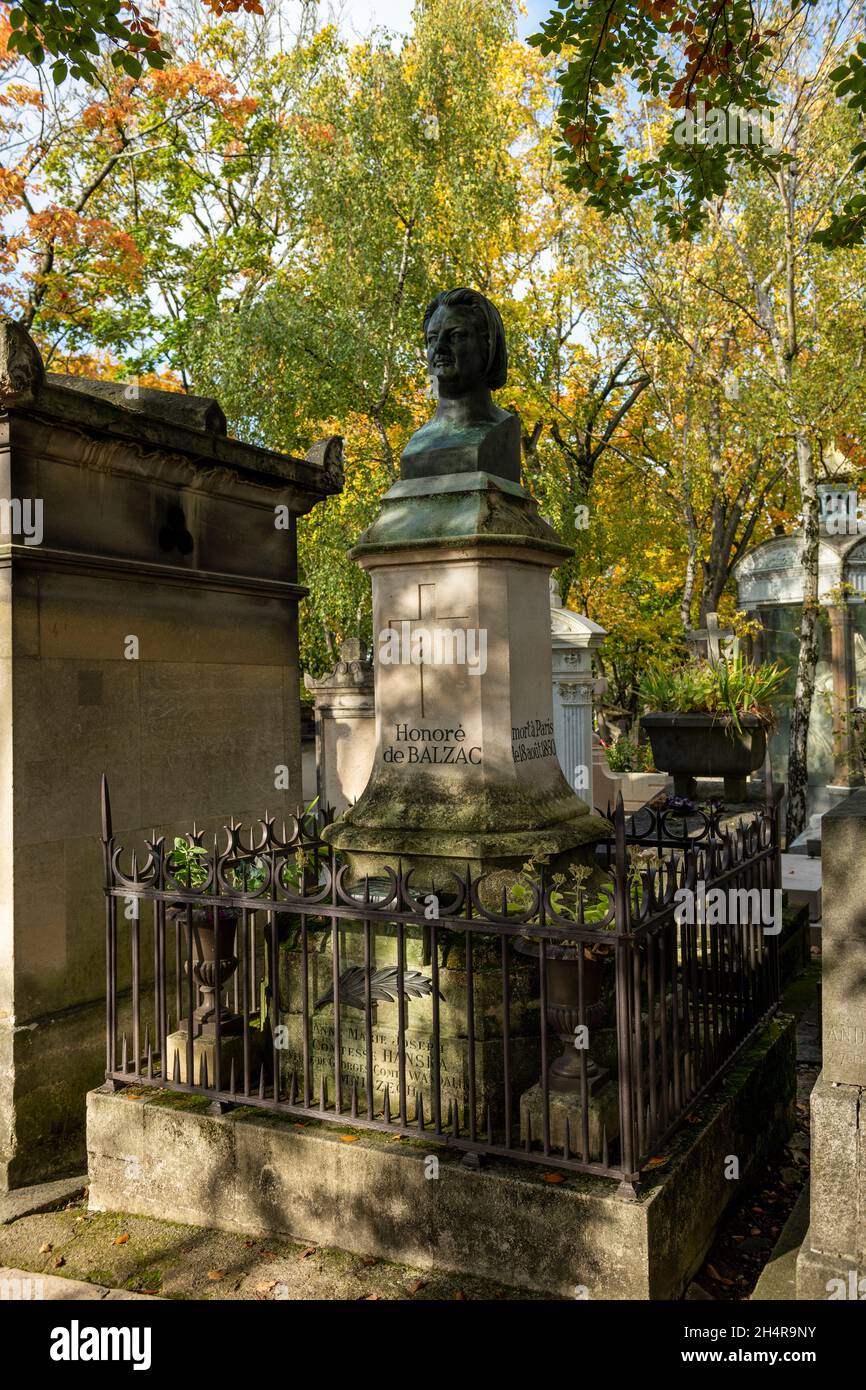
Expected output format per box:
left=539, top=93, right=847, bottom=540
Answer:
left=425, top=305, right=488, bottom=395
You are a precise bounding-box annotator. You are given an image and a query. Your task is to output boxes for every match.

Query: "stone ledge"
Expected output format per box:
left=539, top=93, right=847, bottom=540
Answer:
left=86, top=1013, right=796, bottom=1300
left=0, top=1265, right=158, bottom=1301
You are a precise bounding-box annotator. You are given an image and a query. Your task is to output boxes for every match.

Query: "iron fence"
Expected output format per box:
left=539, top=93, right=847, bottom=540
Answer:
left=100, top=778, right=781, bottom=1195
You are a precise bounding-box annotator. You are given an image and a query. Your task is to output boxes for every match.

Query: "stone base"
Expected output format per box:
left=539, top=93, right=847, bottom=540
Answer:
left=519, top=1080, right=619, bottom=1161
left=327, top=814, right=609, bottom=883
left=796, top=1236, right=865, bottom=1300
left=86, top=1012, right=796, bottom=1299
left=165, top=1028, right=265, bottom=1089
left=795, top=1070, right=866, bottom=1299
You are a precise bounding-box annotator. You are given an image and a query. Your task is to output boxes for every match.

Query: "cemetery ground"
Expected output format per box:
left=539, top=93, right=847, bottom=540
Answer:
left=0, top=958, right=821, bottom=1301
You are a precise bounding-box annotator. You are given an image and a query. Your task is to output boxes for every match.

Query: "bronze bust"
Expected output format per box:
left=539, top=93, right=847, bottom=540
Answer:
left=400, top=287, right=521, bottom=484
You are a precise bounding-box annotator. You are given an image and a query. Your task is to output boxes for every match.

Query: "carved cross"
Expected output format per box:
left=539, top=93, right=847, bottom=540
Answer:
left=387, top=582, right=470, bottom=719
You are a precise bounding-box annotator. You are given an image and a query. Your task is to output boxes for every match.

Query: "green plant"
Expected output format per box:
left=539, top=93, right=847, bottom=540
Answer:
left=603, top=736, right=656, bottom=773
left=638, top=653, right=787, bottom=734
left=167, top=837, right=208, bottom=889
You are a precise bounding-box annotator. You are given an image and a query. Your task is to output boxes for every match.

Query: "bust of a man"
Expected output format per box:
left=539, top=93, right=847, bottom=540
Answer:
left=400, top=287, right=521, bottom=484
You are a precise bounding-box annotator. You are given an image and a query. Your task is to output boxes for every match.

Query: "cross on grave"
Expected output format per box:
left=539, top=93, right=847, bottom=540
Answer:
left=387, top=582, right=471, bottom=720
left=685, top=611, right=735, bottom=666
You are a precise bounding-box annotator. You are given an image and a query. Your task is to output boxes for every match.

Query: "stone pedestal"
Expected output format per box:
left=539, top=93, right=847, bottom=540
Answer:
left=797, top=789, right=866, bottom=1298
left=519, top=1080, right=619, bottom=1161
left=164, top=1027, right=266, bottom=1089
left=322, top=472, right=609, bottom=878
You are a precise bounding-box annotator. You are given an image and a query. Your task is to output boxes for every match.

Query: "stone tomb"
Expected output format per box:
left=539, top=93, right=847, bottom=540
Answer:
left=0, top=320, right=342, bottom=1188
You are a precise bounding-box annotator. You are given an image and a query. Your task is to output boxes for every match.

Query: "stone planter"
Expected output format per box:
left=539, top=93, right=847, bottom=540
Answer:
left=640, top=711, right=767, bottom=801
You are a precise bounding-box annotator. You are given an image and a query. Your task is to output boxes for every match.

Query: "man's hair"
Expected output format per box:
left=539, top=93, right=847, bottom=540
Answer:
left=422, top=288, right=508, bottom=390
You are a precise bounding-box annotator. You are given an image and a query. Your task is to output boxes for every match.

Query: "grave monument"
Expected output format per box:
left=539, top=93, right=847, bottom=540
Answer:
left=278, top=290, right=611, bottom=1132
left=322, top=288, right=608, bottom=878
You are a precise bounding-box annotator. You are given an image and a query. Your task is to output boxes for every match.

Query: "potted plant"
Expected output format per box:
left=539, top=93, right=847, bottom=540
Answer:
left=639, top=652, right=786, bottom=801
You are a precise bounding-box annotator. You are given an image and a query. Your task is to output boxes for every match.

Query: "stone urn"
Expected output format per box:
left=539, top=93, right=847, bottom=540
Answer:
left=640, top=711, right=767, bottom=801
left=168, top=906, right=240, bottom=1036
left=517, top=939, right=610, bottom=1094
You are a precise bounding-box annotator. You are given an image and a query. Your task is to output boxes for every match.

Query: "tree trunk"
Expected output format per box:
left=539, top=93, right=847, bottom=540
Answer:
left=786, top=431, right=819, bottom=843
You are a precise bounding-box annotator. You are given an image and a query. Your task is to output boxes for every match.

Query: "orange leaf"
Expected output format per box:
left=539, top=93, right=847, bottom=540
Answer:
left=298, top=1246, right=317, bottom=1259
left=340, top=1135, right=359, bottom=1143
left=542, top=1172, right=565, bottom=1183
left=113, top=1234, right=129, bottom=1245
left=206, top=1270, right=225, bottom=1281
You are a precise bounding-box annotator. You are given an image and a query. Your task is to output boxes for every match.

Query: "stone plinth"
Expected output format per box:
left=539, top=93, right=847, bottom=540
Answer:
left=797, top=789, right=866, bottom=1298
left=520, top=1080, right=620, bottom=1161
left=322, top=472, right=609, bottom=878
left=164, top=1027, right=265, bottom=1089
left=86, top=1011, right=796, bottom=1299
left=0, top=320, right=342, bottom=1189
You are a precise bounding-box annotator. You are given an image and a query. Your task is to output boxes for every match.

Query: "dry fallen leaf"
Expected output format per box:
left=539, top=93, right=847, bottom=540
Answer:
left=298, top=1246, right=317, bottom=1260
left=453, top=1290, right=466, bottom=1300
left=645, top=1155, right=669, bottom=1170
left=542, top=1172, right=564, bottom=1183
left=365, top=1293, right=381, bottom=1300
left=39, top=1242, right=52, bottom=1255
left=54, top=1258, right=65, bottom=1269
left=113, top=1234, right=129, bottom=1246
left=407, top=1279, right=426, bottom=1294
left=206, top=1270, right=225, bottom=1281
left=340, top=1135, right=359, bottom=1143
